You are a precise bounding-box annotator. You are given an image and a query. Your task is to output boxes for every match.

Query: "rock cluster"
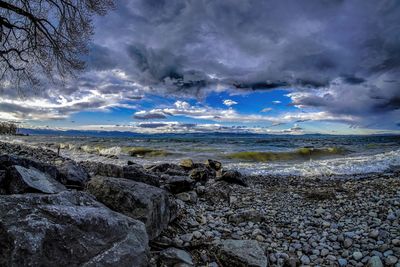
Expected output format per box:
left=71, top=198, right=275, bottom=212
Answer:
left=1, top=141, right=399, bottom=267
left=0, top=142, right=177, bottom=266
left=0, top=142, right=89, bottom=187
left=153, top=170, right=400, bottom=267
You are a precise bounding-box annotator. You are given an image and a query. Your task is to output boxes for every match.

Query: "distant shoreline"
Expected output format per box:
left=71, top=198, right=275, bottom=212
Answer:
left=16, top=128, right=400, bottom=138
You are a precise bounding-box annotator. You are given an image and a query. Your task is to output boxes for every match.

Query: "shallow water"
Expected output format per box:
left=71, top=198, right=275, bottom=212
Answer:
left=2, top=133, right=400, bottom=177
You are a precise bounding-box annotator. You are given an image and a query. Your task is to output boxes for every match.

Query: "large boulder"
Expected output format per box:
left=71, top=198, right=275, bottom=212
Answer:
left=203, top=181, right=232, bottom=205
left=205, top=159, right=222, bottom=171
left=80, top=161, right=159, bottom=186
left=162, top=175, right=195, bottom=194
left=158, top=248, right=194, bottom=266
left=86, top=176, right=176, bottom=239
left=190, top=167, right=215, bottom=184
left=7, top=165, right=66, bottom=194
left=0, top=154, right=58, bottom=179
left=80, top=161, right=124, bottom=177
left=147, top=163, right=188, bottom=177
left=216, top=239, right=268, bottom=267
left=218, top=170, right=248, bottom=186
left=55, top=160, right=89, bottom=188
left=179, top=159, right=195, bottom=170
left=0, top=141, right=89, bottom=188
left=0, top=191, right=149, bottom=267
left=123, top=165, right=160, bottom=186
left=0, top=170, right=6, bottom=194
left=0, top=155, right=88, bottom=189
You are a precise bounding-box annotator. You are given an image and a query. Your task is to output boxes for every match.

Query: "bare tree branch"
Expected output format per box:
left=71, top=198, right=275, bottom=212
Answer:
left=0, top=0, right=114, bottom=90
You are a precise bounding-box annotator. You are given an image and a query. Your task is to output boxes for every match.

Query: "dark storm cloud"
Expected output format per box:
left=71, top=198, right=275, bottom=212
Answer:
left=233, top=81, right=288, bottom=90
left=133, top=112, right=167, bottom=120
left=137, top=122, right=169, bottom=128
left=85, top=0, right=400, bottom=127
left=136, top=122, right=196, bottom=130
left=289, top=69, right=400, bottom=127
left=107, top=0, right=398, bottom=90
left=86, top=44, right=119, bottom=71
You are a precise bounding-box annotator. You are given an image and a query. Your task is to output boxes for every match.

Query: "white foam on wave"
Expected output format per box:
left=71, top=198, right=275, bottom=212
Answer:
left=98, top=146, right=122, bottom=156
left=3, top=136, right=400, bottom=177
left=227, top=149, right=400, bottom=177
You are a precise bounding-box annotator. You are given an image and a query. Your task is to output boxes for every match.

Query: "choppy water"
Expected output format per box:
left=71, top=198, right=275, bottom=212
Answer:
left=2, top=132, right=400, bottom=177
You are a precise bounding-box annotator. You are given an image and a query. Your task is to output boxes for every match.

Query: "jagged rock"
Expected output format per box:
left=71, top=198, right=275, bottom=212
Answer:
left=123, top=165, right=160, bottom=186
left=7, top=165, right=66, bottom=194
left=216, top=239, right=268, bottom=267
left=190, top=167, right=214, bottom=184
left=127, top=160, right=141, bottom=166
left=80, top=161, right=159, bottom=186
left=148, top=163, right=188, bottom=176
left=284, top=254, right=300, bottom=267
left=0, top=154, right=58, bottom=179
left=180, top=159, right=195, bottom=170
left=218, top=170, right=248, bottom=186
left=176, top=191, right=198, bottom=203
left=148, top=163, right=183, bottom=173
left=56, top=161, right=89, bottom=187
left=159, top=248, right=194, bottom=266
left=0, top=170, right=6, bottom=194
left=205, top=159, right=222, bottom=171
left=0, top=154, right=88, bottom=188
left=0, top=141, right=89, bottom=188
left=86, top=176, right=176, bottom=239
left=80, top=161, right=124, bottom=177
left=203, top=181, right=231, bottom=204
left=163, top=175, right=195, bottom=194
left=0, top=142, right=60, bottom=164
left=0, top=191, right=149, bottom=267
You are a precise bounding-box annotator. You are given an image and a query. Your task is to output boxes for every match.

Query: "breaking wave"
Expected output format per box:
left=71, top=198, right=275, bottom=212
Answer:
left=226, top=147, right=348, bottom=162
left=228, top=148, right=400, bottom=177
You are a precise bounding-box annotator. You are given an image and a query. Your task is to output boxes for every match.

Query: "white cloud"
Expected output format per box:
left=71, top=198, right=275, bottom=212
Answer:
left=134, top=101, right=357, bottom=126
left=261, top=107, right=273, bottom=112
left=0, top=69, right=144, bottom=121
left=174, top=100, right=191, bottom=109
left=272, top=100, right=281, bottom=104
left=223, top=99, right=238, bottom=107
left=49, top=121, right=307, bottom=135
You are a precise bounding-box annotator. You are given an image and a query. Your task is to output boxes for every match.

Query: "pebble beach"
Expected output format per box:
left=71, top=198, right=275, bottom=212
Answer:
left=0, top=140, right=399, bottom=266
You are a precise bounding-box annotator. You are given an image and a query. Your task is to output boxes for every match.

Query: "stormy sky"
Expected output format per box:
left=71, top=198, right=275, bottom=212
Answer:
left=1, top=0, right=400, bottom=134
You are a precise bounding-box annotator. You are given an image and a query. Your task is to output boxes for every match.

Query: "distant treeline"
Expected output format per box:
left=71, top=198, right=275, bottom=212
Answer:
left=0, top=122, right=18, bottom=135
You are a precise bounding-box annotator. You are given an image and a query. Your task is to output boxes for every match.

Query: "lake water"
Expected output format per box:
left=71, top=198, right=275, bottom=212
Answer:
left=2, top=132, right=400, bottom=177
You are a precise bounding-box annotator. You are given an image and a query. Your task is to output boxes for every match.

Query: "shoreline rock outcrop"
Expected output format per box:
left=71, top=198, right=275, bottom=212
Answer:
left=0, top=142, right=89, bottom=188
left=81, top=161, right=159, bottom=186
left=0, top=191, right=149, bottom=267
left=86, top=176, right=176, bottom=239
left=7, top=165, right=66, bottom=194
